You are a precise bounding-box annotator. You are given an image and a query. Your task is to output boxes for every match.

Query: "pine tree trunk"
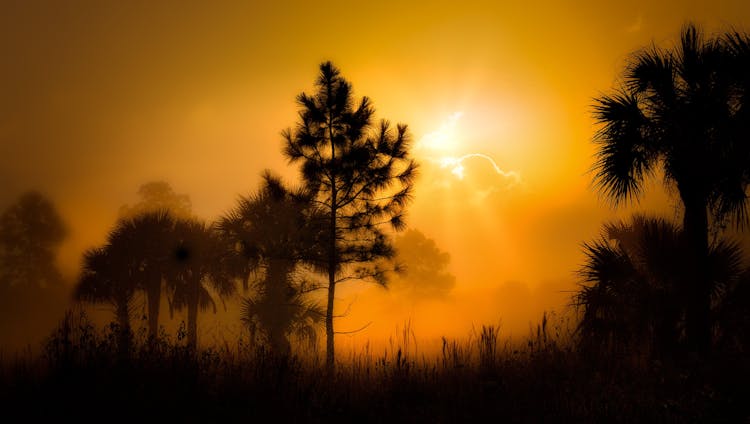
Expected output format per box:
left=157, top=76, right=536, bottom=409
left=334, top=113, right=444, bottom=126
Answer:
left=682, top=194, right=711, bottom=356
left=326, top=122, right=338, bottom=370
left=326, top=266, right=336, bottom=368
left=326, top=209, right=337, bottom=369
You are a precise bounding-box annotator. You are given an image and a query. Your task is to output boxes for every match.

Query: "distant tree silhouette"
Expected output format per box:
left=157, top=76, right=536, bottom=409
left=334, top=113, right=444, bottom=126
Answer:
left=119, top=181, right=192, bottom=220
left=0, top=191, right=69, bottom=348
left=390, top=229, right=456, bottom=300
left=576, top=215, right=745, bottom=359
left=217, top=171, right=324, bottom=354
left=0, top=191, right=67, bottom=289
left=282, top=62, right=418, bottom=367
left=592, top=24, right=750, bottom=355
left=168, top=219, right=235, bottom=349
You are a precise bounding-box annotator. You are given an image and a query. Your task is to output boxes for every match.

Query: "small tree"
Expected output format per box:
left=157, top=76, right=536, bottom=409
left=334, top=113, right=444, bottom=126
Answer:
left=282, top=62, right=418, bottom=367
left=217, top=171, right=324, bottom=355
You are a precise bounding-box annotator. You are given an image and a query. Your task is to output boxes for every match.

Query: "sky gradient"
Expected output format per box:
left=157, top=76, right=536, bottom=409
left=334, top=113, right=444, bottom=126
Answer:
left=2, top=0, right=750, bottom=344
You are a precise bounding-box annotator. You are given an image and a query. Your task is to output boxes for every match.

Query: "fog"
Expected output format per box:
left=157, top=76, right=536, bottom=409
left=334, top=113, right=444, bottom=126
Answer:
left=2, top=0, right=750, bottom=351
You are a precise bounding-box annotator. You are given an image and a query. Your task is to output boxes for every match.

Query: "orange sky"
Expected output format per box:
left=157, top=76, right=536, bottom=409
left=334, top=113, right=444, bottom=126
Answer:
left=2, top=0, right=750, bottom=346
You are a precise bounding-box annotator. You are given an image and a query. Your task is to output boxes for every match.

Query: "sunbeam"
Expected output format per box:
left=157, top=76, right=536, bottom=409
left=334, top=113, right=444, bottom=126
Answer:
left=418, top=113, right=521, bottom=186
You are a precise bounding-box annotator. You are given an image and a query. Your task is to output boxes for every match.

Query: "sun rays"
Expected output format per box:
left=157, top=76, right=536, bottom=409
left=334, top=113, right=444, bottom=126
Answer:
left=417, top=112, right=521, bottom=186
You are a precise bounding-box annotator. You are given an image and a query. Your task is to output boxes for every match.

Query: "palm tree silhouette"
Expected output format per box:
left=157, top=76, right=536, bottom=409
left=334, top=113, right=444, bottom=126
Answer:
left=592, top=24, right=750, bottom=354
left=168, top=218, right=235, bottom=349
left=113, top=211, right=176, bottom=340
left=239, top=267, right=324, bottom=354
left=76, top=246, right=137, bottom=353
left=217, top=171, right=324, bottom=354
left=576, top=215, right=745, bottom=359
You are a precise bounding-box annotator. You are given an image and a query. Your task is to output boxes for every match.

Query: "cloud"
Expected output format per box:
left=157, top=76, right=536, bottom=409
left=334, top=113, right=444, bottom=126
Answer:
left=438, top=153, right=521, bottom=186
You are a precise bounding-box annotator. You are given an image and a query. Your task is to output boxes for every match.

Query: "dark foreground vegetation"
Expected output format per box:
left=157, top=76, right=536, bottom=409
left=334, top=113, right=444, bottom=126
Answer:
left=1, top=312, right=748, bottom=423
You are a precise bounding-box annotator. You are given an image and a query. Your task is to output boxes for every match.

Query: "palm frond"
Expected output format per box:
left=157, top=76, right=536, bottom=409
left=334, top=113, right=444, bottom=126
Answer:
left=592, top=91, right=654, bottom=204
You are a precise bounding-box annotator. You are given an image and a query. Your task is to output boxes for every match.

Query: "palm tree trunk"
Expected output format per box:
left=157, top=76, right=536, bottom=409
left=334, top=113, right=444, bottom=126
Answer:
left=267, top=260, right=292, bottom=355
left=115, top=302, right=131, bottom=336
left=115, top=298, right=132, bottom=357
left=146, top=275, right=161, bottom=340
left=187, top=277, right=199, bottom=350
left=682, top=194, right=711, bottom=356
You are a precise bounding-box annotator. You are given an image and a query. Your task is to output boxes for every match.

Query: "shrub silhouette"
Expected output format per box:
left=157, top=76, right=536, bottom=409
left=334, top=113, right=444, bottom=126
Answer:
left=576, top=215, right=747, bottom=360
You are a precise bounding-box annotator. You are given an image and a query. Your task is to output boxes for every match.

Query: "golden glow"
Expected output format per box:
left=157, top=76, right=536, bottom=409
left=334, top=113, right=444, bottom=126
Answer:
left=1, top=0, right=749, bottom=350
left=417, top=112, right=520, bottom=184
left=416, top=111, right=464, bottom=153
left=438, top=154, right=521, bottom=183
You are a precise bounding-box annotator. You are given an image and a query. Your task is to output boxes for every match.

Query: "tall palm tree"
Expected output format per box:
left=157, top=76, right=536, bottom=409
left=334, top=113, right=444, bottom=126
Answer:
left=110, top=211, right=175, bottom=340
left=217, top=171, right=325, bottom=354
left=592, top=24, right=750, bottom=354
left=576, top=215, right=744, bottom=359
left=168, top=218, right=235, bottom=349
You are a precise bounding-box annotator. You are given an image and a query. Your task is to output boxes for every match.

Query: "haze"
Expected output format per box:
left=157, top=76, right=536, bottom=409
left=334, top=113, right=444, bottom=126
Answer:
left=2, top=0, right=750, bottom=348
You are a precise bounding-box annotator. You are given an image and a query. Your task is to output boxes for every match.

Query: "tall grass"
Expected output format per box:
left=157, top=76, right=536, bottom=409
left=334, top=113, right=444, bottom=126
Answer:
left=0, top=309, right=747, bottom=422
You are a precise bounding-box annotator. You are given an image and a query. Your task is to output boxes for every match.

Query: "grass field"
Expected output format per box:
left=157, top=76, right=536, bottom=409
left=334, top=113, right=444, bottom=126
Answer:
left=1, top=310, right=747, bottom=423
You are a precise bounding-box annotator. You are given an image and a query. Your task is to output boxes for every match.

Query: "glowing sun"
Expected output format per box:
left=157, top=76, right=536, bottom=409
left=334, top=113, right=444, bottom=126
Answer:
left=417, top=112, right=520, bottom=184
